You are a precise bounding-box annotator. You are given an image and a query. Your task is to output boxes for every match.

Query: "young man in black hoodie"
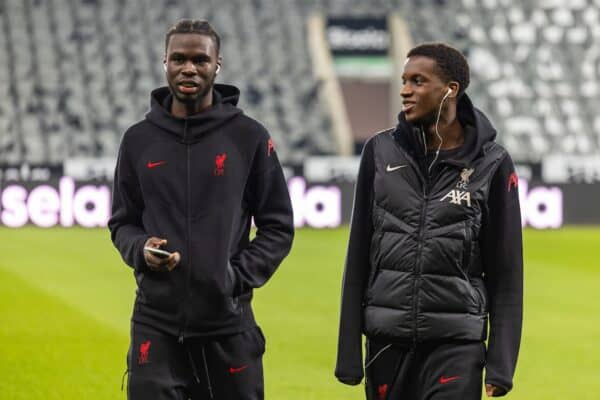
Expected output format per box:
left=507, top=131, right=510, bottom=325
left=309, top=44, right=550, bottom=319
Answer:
left=109, top=19, right=294, bottom=400
left=335, top=43, right=523, bottom=399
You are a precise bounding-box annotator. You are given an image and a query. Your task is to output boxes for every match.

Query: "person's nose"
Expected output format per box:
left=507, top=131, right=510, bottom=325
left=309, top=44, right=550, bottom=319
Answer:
left=400, top=83, right=412, bottom=98
left=181, top=61, right=197, bottom=75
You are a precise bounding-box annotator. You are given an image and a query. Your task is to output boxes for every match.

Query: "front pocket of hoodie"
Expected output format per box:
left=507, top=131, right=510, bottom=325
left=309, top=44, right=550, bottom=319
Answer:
left=188, top=288, right=240, bottom=323
left=137, top=272, right=179, bottom=312
left=187, top=214, right=241, bottom=322
left=227, top=263, right=241, bottom=310
left=188, top=261, right=241, bottom=322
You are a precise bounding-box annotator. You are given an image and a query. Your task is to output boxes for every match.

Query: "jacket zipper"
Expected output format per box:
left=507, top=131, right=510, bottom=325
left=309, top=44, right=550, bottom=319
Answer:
left=391, top=133, right=429, bottom=347
left=413, top=182, right=428, bottom=347
left=179, top=120, right=192, bottom=344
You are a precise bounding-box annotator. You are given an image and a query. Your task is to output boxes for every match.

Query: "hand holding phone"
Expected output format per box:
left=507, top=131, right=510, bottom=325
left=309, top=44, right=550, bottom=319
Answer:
left=143, top=237, right=180, bottom=271
left=144, top=247, right=172, bottom=259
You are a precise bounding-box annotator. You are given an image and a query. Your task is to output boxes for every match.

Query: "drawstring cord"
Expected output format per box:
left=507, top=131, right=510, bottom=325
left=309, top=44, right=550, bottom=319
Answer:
left=186, top=344, right=214, bottom=399
left=187, top=347, right=201, bottom=385
left=365, top=343, right=393, bottom=368
left=201, top=346, right=214, bottom=399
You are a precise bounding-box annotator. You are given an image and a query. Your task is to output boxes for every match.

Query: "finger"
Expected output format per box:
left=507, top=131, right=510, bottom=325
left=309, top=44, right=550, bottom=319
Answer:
left=148, top=256, right=171, bottom=272
left=166, top=252, right=181, bottom=271
left=146, top=237, right=167, bottom=248
left=151, top=239, right=167, bottom=248
left=166, top=252, right=180, bottom=271
left=145, top=251, right=164, bottom=267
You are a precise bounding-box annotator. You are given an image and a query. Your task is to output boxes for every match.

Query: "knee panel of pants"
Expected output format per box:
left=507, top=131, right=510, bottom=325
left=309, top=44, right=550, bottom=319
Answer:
left=187, top=326, right=266, bottom=400
left=127, top=323, right=190, bottom=400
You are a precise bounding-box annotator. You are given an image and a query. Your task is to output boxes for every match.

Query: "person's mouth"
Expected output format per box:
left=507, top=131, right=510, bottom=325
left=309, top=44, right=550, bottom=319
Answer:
left=177, top=81, right=199, bottom=94
left=402, top=101, right=416, bottom=112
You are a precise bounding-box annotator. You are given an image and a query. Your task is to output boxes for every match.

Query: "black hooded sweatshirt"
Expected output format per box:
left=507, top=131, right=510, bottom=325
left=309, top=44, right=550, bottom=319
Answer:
left=336, top=95, right=523, bottom=395
left=109, top=84, right=294, bottom=339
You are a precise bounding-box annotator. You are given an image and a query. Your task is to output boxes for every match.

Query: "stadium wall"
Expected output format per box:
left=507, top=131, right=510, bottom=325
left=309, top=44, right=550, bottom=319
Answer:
left=0, top=174, right=598, bottom=229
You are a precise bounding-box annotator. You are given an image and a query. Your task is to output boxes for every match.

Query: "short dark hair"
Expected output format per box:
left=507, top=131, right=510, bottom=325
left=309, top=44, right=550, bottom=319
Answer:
left=407, top=42, right=470, bottom=97
left=165, top=19, right=220, bottom=54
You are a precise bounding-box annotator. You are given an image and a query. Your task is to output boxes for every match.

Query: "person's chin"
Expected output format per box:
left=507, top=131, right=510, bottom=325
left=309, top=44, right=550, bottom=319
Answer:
left=404, top=111, right=421, bottom=123
left=171, top=90, right=201, bottom=104
left=178, top=94, right=198, bottom=102
left=405, top=110, right=435, bottom=125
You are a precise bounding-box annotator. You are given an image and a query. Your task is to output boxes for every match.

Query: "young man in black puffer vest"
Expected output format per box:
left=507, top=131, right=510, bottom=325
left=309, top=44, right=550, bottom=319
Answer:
left=336, top=43, right=523, bottom=399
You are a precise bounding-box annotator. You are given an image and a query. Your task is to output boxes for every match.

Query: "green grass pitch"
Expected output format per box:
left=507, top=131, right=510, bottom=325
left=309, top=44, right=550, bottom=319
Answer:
left=1, top=226, right=599, bottom=399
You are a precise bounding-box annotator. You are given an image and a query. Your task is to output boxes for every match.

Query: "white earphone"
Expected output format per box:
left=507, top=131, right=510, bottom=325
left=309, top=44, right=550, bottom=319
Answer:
left=163, top=63, right=167, bottom=72
left=427, top=87, right=453, bottom=174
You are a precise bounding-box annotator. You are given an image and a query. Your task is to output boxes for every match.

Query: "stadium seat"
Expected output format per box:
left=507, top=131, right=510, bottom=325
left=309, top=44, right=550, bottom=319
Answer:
left=0, top=0, right=598, bottom=164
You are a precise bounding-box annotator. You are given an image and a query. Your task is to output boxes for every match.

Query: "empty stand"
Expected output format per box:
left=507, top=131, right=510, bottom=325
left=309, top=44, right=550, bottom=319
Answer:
left=0, top=0, right=598, bottom=164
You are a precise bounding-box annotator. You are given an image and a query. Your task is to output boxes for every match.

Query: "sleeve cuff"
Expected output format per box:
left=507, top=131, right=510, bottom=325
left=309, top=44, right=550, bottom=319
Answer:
left=135, top=235, right=151, bottom=271
left=336, top=375, right=363, bottom=386
left=485, top=379, right=510, bottom=396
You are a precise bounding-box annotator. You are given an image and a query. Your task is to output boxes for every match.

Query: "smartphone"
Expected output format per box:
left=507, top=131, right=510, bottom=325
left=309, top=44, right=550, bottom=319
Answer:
left=144, top=247, right=172, bottom=259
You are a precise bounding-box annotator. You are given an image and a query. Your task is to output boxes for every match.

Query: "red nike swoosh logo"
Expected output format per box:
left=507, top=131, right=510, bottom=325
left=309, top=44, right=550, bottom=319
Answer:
left=439, top=376, right=461, bottom=384
left=147, top=160, right=167, bottom=169
left=229, top=365, right=248, bottom=374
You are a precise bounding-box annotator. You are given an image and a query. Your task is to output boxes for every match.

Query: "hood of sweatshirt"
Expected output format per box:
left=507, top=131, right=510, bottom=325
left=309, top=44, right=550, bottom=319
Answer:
left=145, top=84, right=243, bottom=144
left=393, top=93, right=497, bottom=168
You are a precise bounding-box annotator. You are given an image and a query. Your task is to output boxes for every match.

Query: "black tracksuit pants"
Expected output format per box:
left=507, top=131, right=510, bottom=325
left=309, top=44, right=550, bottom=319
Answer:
left=365, top=339, right=486, bottom=400
left=127, top=322, right=265, bottom=400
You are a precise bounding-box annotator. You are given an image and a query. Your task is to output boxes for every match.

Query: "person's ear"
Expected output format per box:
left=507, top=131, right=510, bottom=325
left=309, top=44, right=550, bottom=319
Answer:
left=447, top=82, right=460, bottom=98
left=216, top=56, right=223, bottom=75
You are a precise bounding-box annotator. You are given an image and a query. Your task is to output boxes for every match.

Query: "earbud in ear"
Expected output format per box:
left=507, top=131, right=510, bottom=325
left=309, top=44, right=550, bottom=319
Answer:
left=446, top=88, right=452, bottom=96
left=216, top=64, right=221, bottom=74
left=163, top=63, right=167, bottom=72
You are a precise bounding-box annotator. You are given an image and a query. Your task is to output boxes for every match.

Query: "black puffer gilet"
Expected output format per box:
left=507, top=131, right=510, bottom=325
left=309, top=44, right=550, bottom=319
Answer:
left=363, top=128, right=506, bottom=343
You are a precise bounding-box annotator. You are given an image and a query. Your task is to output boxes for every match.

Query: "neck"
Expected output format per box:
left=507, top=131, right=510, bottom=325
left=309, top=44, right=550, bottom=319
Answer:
left=424, top=107, right=464, bottom=150
left=171, top=91, right=213, bottom=118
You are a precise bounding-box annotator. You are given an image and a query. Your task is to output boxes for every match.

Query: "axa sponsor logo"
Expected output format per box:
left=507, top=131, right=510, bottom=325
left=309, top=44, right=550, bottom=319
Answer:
left=441, top=167, right=474, bottom=207
left=440, top=189, right=472, bottom=207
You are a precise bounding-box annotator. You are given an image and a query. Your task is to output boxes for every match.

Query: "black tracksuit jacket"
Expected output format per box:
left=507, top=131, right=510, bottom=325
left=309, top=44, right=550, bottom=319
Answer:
left=336, top=95, right=523, bottom=395
left=109, top=84, right=294, bottom=339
